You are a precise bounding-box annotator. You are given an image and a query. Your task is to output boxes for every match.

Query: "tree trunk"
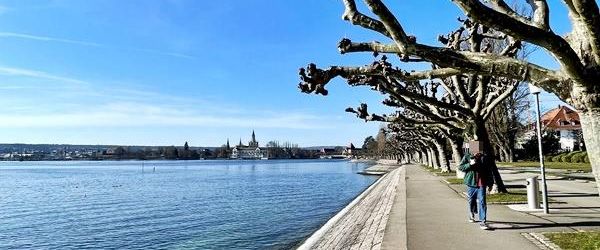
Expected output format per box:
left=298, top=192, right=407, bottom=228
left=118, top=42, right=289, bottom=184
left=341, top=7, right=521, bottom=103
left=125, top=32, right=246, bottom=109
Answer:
left=448, top=138, right=465, bottom=178
left=495, top=146, right=504, bottom=162
left=429, top=145, right=441, bottom=169
left=507, top=147, right=514, bottom=163
left=427, top=147, right=435, bottom=168
left=426, top=148, right=433, bottom=167
left=434, top=138, right=450, bottom=172
left=474, top=119, right=507, bottom=193
left=580, top=109, right=600, bottom=196
left=500, top=146, right=509, bottom=162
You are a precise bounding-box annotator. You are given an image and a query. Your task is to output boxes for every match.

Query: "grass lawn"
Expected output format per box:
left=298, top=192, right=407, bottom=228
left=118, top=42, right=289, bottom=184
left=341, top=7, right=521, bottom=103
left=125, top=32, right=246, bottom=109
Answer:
left=487, top=190, right=530, bottom=203
left=421, top=165, right=437, bottom=172
left=544, top=231, right=600, bottom=250
left=421, top=165, right=455, bottom=176
left=441, top=183, right=547, bottom=203
left=446, top=178, right=464, bottom=185
left=434, top=171, right=456, bottom=176
left=497, top=161, right=591, bottom=172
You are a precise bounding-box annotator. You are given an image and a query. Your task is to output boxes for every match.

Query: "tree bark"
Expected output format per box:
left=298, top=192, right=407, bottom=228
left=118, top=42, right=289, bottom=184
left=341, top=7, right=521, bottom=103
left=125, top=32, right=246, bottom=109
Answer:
left=580, top=109, right=600, bottom=196
left=448, top=137, right=465, bottom=178
left=428, top=146, right=441, bottom=169
left=430, top=146, right=441, bottom=169
left=474, top=119, right=508, bottom=193
left=434, top=138, right=450, bottom=172
left=426, top=148, right=433, bottom=167
left=499, top=146, right=508, bottom=162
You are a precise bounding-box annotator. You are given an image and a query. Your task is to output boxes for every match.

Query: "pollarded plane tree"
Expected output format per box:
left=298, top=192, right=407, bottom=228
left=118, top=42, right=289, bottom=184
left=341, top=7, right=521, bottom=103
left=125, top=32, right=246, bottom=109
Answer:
left=345, top=103, right=456, bottom=174
left=344, top=103, right=445, bottom=169
left=385, top=123, right=437, bottom=166
left=357, top=103, right=465, bottom=177
left=382, top=92, right=466, bottom=173
left=300, top=15, right=525, bottom=192
left=390, top=123, right=451, bottom=169
left=304, top=0, right=600, bottom=194
left=384, top=129, right=424, bottom=163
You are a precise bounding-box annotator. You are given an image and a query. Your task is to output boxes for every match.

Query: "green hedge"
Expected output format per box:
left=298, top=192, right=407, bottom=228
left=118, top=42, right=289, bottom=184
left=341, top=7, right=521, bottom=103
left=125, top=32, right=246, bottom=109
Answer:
left=547, top=151, right=588, bottom=163
left=551, top=153, right=565, bottom=162
left=561, top=151, right=577, bottom=162
left=584, top=154, right=590, bottom=163
left=570, top=151, right=587, bottom=163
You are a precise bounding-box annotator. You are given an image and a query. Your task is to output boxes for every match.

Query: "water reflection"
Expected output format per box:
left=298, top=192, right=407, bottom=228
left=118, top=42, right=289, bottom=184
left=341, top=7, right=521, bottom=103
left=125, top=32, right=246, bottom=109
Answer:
left=0, top=160, right=377, bottom=249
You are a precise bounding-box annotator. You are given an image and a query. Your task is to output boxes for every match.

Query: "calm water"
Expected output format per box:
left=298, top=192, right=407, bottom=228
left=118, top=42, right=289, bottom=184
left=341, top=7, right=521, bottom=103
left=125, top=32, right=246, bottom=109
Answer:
left=0, top=160, right=377, bottom=249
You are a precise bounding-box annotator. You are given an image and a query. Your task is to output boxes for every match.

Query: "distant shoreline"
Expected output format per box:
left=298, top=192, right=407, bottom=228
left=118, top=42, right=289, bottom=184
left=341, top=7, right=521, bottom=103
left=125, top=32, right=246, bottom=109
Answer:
left=0, top=158, right=351, bottom=162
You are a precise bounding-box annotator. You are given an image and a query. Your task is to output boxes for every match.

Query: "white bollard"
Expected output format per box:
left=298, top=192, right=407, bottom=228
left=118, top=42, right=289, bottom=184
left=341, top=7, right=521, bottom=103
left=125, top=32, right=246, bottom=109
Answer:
left=526, top=177, right=540, bottom=209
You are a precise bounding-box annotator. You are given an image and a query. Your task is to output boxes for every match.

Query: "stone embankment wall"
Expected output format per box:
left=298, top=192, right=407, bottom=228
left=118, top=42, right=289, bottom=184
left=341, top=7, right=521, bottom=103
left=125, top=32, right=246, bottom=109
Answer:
left=298, top=166, right=404, bottom=250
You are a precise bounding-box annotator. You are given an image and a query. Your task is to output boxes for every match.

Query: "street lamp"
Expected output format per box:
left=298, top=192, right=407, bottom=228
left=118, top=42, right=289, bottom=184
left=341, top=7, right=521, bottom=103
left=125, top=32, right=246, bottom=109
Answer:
left=529, top=84, right=550, bottom=214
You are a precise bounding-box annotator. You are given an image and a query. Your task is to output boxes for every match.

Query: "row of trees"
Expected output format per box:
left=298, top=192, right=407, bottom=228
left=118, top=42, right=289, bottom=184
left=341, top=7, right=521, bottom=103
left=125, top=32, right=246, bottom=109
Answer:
left=108, top=141, right=324, bottom=160
left=297, top=0, right=600, bottom=194
left=107, top=142, right=208, bottom=160
left=213, top=140, right=324, bottom=159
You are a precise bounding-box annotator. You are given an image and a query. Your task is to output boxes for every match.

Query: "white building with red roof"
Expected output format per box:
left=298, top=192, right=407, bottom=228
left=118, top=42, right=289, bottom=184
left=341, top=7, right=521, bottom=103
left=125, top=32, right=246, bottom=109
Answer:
left=539, top=105, right=582, bottom=150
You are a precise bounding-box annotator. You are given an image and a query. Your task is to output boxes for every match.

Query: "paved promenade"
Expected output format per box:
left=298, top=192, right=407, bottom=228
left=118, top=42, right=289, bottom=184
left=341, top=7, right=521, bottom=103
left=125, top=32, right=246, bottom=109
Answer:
left=402, top=165, right=540, bottom=250
left=299, top=163, right=600, bottom=250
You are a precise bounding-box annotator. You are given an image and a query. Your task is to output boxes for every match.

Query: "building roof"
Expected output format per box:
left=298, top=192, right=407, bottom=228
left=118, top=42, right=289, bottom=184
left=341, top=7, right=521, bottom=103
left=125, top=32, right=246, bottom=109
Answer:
left=540, top=105, right=581, bottom=130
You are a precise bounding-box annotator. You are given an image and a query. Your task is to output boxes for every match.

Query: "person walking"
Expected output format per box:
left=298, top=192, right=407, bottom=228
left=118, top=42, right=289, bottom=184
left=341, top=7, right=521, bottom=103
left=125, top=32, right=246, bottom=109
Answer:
left=458, top=149, right=494, bottom=230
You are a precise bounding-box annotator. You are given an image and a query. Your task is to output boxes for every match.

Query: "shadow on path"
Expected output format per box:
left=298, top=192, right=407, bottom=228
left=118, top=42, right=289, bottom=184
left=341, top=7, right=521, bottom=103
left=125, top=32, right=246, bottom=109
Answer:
left=487, top=220, right=600, bottom=230
left=548, top=192, right=599, bottom=198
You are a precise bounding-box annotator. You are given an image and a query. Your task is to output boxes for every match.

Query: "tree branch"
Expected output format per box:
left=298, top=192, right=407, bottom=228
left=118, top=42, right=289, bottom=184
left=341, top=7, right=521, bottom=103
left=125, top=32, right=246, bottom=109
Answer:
left=482, top=79, right=520, bottom=120
left=341, top=0, right=391, bottom=37
left=568, top=0, right=600, bottom=66
left=527, top=0, right=550, bottom=30
left=363, top=0, right=413, bottom=60
left=452, top=0, right=585, bottom=85
left=486, top=0, right=533, bottom=26
left=336, top=39, right=568, bottom=97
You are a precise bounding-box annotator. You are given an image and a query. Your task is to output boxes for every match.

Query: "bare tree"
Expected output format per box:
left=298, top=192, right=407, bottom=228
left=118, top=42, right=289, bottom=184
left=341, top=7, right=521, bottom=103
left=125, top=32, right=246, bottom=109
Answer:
left=487, top=82, right=530, bottom=162
left=297, top=0, right=600, bottom=194
left=303, top=20, right=522, bottom=192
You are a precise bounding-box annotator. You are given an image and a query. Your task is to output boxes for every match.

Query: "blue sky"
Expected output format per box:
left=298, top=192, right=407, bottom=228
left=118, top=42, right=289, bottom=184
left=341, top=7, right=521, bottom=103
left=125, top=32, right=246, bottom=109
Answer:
left=0, top=0, right=570, bottom=147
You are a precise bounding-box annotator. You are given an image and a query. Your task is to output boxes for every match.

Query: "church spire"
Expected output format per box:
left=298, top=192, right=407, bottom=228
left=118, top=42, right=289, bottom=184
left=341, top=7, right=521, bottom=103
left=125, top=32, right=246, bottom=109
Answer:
left=239, top=138, right=243, bottom=147
left=249, top=130, right=258, bottom=147
left=226, top=138, right=230, bottom=150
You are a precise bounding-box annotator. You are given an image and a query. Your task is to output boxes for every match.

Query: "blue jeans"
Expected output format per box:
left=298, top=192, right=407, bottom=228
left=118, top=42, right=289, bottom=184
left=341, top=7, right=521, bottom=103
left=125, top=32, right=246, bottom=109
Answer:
left=466, top=186, right=487, bottom=224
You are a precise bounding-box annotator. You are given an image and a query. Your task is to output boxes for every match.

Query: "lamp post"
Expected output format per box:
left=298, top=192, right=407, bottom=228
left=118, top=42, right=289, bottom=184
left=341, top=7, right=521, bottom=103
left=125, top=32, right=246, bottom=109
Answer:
left=529, top=84, right=550, bottom=214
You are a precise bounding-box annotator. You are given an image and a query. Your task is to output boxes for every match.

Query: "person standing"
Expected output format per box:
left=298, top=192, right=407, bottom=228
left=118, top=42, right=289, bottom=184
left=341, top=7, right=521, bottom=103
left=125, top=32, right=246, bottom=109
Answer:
left=458, top=149, right=494, bottom=230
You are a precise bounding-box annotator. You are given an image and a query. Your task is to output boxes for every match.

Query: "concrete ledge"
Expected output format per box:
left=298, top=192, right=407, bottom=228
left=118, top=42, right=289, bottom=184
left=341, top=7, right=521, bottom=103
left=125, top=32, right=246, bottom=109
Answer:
left=297, top=169, right=388, bottom=250
left=298, top=166, right=404, bottom=250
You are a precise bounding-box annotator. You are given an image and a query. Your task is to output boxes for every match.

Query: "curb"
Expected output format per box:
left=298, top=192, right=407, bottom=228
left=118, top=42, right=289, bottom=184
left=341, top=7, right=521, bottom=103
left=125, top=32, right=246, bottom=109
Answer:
left=525, top=232, right=562, bottom=250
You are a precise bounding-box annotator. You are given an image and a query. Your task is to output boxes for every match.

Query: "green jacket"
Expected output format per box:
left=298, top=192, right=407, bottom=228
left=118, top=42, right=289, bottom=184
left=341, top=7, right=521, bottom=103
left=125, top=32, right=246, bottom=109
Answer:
left=458, top=152, right=494, bottom=187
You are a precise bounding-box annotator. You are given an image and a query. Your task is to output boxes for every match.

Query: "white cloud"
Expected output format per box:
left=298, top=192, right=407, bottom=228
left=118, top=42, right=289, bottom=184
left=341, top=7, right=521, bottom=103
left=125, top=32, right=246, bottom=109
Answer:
left=0, top=31, right=196, bottom=59
left=0, top=65, right=332, bottom=130
left=0, top=66, right=88, bottom=85
left=0, top=32, right=102, bottom=47
left=0, top=101, right=331, bottom=129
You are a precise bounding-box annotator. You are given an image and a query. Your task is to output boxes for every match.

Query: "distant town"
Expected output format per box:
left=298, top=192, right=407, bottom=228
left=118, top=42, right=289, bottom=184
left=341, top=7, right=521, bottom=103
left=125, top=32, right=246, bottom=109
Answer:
left=0, top=131, right=360, bottom=161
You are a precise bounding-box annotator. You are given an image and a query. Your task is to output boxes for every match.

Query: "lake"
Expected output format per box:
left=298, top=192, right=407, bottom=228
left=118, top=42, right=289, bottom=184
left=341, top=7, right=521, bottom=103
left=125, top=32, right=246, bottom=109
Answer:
left=0, top=160, right=377, bottom=249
